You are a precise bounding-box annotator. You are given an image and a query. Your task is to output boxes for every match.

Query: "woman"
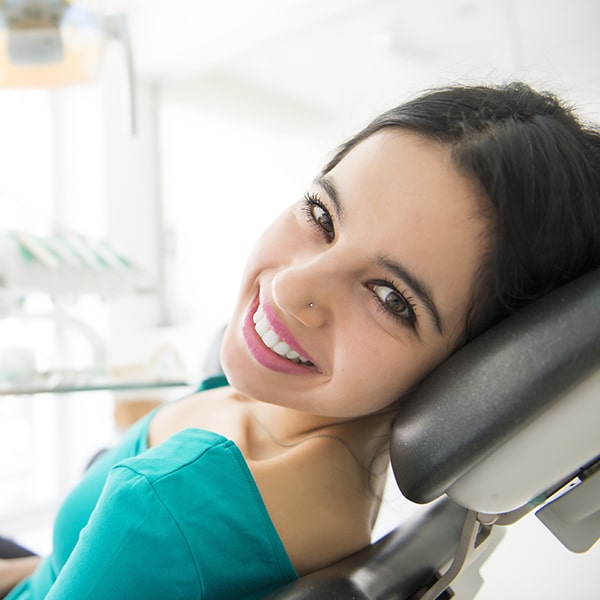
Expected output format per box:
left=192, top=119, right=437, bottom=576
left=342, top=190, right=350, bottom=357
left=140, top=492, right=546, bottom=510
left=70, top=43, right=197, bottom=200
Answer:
left=2, top=82, right=599, bottom=599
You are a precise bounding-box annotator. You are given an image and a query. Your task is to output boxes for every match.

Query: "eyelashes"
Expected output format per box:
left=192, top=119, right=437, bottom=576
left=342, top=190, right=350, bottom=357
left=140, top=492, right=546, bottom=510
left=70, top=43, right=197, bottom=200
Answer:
left=302, top=192, right=335, bottom=242
left=300, top=191, right=418, bottom=330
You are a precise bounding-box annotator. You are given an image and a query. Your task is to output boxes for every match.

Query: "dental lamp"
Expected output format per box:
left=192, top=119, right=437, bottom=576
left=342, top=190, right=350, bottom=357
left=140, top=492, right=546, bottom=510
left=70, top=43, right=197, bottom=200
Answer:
left=0, top=0, right=136, bottom=130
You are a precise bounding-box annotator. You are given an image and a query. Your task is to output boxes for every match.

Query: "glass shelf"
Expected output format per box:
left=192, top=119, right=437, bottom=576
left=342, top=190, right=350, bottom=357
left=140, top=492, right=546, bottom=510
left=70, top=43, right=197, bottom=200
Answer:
left=0, top=378, right=193, bottom=395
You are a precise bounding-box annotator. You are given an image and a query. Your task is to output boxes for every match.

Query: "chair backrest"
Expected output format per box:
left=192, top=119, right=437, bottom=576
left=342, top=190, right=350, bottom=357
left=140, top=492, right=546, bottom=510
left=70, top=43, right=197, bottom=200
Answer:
left=390, top=267, right=600, bottom=513
left=267, top=268, right=600, bottom=599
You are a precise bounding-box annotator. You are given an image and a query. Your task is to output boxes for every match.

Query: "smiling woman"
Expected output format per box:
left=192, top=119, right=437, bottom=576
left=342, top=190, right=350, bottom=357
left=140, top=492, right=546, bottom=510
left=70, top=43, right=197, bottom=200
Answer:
left=2, top=82, right=600, bottom=600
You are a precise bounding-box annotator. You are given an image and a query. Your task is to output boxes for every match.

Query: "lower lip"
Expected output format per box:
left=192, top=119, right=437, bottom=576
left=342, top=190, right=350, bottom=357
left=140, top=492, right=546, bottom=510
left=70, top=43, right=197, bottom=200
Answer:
left=242, top=298, right=318, bottom=375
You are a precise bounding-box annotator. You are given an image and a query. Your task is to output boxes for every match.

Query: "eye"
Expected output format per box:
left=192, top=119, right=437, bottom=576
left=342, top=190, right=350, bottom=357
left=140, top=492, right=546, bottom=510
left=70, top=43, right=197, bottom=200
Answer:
left=368, top=281, right=417, bottom=327
left=372, top=283, right=407, bottom=313
left=303, top=192, right=335, bottom=242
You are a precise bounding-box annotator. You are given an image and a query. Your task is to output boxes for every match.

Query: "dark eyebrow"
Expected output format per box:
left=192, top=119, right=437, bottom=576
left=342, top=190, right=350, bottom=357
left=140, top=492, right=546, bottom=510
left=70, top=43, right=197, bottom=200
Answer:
left=315, top=175, right=344, bottom=225
left=376, top=256, right=444, bottom=335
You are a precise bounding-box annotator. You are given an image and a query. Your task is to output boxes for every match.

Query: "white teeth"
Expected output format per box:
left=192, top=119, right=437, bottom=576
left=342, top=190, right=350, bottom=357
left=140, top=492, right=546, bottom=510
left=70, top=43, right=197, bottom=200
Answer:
left=273, top=341, right=291, bottom=356
left=253, top=305, right=312, bottom=365
left=255, top=317, right=270, bottom=336
left=262, top=330, right=279, bottom=348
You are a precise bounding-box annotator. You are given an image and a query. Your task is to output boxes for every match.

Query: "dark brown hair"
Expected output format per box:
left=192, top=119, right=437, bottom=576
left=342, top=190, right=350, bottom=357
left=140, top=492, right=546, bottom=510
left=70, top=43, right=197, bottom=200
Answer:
left=323, top=82, right=600, bottom=344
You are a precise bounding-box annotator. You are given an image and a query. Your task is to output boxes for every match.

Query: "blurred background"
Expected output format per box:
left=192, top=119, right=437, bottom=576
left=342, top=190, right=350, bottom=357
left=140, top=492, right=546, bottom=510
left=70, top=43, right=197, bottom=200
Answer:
left=0, top=0, right=598, bottom=598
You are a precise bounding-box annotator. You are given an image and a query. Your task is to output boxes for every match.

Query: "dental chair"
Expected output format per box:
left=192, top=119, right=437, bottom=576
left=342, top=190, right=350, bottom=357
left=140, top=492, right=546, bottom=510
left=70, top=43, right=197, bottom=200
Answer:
left=264, top=268, right=600, bottom=600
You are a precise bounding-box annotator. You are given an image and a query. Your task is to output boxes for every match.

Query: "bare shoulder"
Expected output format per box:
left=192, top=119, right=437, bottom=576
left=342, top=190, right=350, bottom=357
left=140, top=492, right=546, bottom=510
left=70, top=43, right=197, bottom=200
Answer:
left=249, top=436, right=381, bottom=575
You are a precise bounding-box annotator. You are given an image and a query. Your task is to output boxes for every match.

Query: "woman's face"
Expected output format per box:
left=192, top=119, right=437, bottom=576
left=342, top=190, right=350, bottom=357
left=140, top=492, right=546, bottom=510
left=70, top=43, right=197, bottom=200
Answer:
left=221, top=129, right=490, bottom=418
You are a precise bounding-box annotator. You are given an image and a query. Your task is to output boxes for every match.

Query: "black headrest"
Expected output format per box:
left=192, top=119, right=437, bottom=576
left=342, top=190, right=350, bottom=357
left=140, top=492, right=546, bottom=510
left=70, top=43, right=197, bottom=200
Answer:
left=391, top=269, right=600, bottom=504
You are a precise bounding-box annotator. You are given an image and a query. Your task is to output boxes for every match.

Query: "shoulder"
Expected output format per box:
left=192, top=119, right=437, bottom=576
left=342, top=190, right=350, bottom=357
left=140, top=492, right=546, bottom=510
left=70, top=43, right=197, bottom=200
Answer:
left=249, top=435, right=378, bottom=575
left=115, top=428, right=280, bottom=536
left=117, top=427, right=234, bottom=486
left=105, top=430, right=281, bottom=560
left=109, top=429, right=298, bottom=593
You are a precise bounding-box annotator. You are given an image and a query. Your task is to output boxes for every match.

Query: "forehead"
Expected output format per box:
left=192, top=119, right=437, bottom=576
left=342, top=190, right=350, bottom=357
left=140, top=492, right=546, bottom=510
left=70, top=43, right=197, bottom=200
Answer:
left=331, top=129, right=479, bottom=204
left=326, top=129, right=490, bottom=337
left=327, top=128, right=488, bottom=233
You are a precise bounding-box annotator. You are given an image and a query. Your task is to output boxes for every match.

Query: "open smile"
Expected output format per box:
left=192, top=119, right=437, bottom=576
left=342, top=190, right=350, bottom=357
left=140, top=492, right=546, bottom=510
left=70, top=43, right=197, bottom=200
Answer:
left=242, top=296, right=320, bottom=374
left=253, top=304, right=314, bottom=366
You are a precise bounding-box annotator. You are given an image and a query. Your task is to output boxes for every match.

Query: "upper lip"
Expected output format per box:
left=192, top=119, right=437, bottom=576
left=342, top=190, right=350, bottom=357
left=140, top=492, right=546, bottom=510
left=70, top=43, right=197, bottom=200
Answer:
left=258, top=293, right=318, bottom=367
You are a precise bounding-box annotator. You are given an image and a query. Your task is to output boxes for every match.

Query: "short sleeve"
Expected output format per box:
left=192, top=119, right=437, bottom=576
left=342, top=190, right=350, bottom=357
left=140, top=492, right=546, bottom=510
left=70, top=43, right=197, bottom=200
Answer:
left=46, top=464, right=202, bottom=600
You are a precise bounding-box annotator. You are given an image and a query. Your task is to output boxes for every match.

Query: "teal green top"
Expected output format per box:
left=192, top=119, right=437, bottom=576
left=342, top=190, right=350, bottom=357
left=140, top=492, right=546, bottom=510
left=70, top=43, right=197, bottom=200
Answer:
left=7, top=375, right=298, bottom=599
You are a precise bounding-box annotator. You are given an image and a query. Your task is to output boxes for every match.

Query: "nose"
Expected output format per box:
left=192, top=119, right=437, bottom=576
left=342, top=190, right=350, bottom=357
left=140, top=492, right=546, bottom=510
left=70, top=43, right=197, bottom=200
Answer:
left=271, top=252, right=346, bottom=328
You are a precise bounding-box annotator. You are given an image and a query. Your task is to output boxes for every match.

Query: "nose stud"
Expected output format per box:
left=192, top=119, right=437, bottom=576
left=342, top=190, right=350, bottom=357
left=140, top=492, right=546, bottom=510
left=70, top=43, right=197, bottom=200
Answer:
left=308, top=302, right=314, bottom=308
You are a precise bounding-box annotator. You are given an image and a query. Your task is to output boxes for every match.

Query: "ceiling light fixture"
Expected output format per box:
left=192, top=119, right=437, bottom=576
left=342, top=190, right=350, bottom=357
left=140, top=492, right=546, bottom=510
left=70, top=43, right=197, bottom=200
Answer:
left=0, top=0, right=136, bottom=131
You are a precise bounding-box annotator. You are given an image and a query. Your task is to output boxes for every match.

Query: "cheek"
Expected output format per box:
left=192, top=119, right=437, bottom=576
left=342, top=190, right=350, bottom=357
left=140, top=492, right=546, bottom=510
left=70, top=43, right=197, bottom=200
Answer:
left=341, top=334, right=449, bottom=406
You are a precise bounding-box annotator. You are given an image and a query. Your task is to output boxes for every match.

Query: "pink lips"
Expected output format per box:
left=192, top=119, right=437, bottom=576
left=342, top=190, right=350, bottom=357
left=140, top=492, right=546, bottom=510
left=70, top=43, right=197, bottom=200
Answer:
left=242, top=295, right=319, bottom=375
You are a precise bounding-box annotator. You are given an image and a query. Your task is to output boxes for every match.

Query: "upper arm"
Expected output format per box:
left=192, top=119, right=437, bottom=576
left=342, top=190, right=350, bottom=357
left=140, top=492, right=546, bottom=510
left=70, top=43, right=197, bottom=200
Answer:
left=46, top=465, right=202, bottom=600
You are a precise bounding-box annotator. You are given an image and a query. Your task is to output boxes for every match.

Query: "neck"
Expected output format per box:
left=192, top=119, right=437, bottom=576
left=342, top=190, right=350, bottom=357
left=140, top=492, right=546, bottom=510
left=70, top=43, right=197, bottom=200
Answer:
left=233, top=390, right=393, bottom=469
